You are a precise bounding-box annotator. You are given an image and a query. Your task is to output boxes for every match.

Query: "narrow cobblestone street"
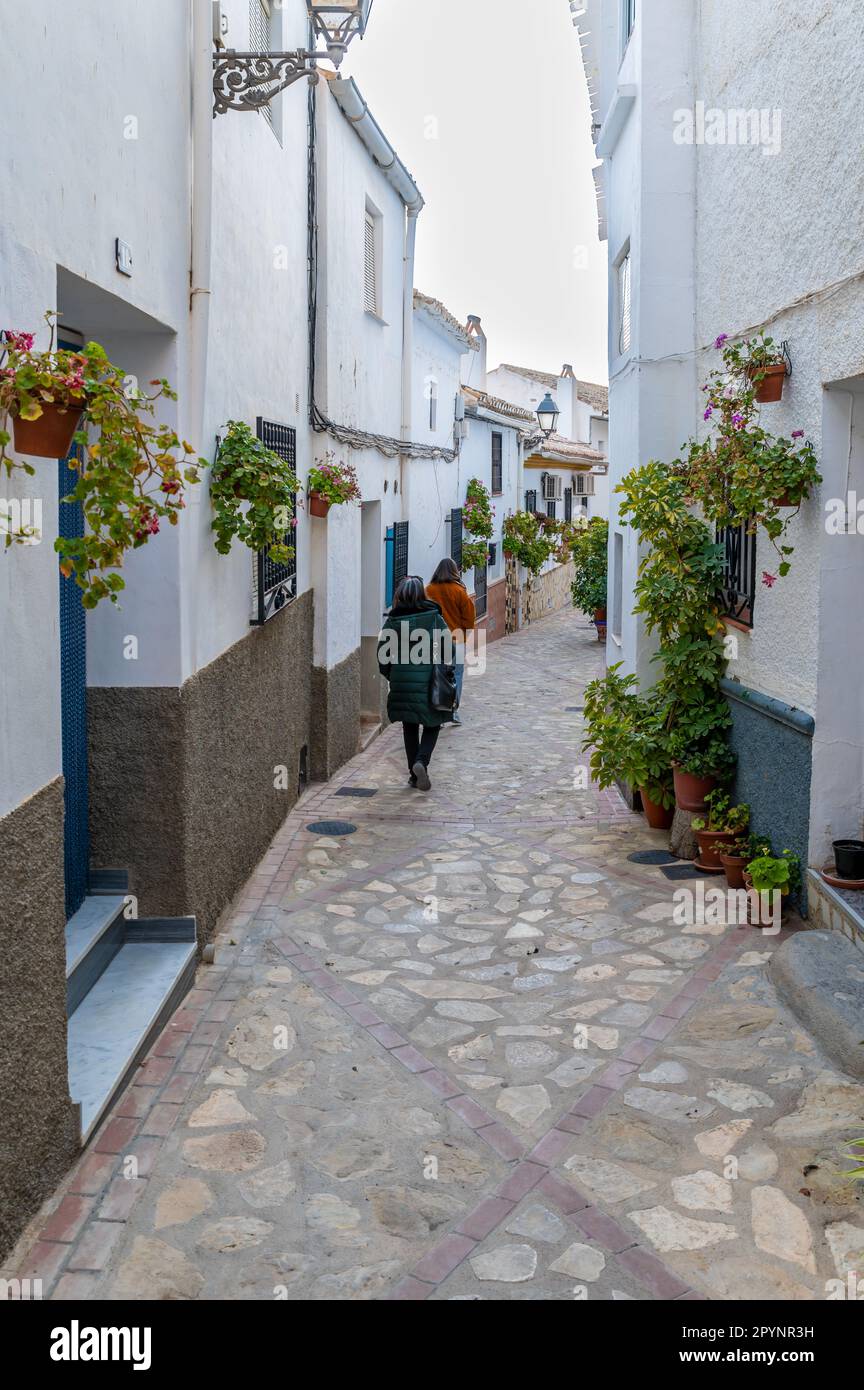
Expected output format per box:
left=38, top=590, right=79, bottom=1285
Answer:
left=11, top=609, right=863, bottom=1302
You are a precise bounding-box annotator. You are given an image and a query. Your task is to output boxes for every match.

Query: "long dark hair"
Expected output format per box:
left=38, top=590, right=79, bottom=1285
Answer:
left=392, top=576, right=427, bottom=611
left=430, top=557, right=465, bottom=589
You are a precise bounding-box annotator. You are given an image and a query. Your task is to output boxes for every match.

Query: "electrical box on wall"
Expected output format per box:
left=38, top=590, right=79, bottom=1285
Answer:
left=115, top=238, right=133, bottom=277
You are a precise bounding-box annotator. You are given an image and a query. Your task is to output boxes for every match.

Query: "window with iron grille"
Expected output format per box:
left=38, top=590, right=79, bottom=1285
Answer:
left=249, top=0, right=274, bottom=126
left=251, top=418, right=297, bottom=625
left=488, top=541, right=497, bottom=569
left=450, top=507, right=463, bottom=568
left=717, top=520, right=757, bottom=628
left=546, top=499, right=557, bottom=520
left=364, top=210, right=378, bottom=315
left=525, top=489, right=537, bottom=513
left=618, top=250, right=632, bottom=355
left=564, top=487, right=573, bottom=521
left=474, top=563, right=488, bottom=620
left=491, top=433, right=503, bottom=494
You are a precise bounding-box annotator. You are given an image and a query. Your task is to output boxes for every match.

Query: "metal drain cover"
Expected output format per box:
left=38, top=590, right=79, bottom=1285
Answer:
left=628, top=850, right=681, bottom=865
left=305, top=820, right=357, bottom=836
left=335, top=787, right=377, bottom=798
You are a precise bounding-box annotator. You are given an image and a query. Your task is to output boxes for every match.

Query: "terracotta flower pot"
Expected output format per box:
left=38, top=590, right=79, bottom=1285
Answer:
left=672, top=764, right=716, bottom=813
left=594, top=621, right=607, bottom=642
left=743, top=871, right=788, bottom=928
left=749, top=363, right=786, bottom=403
left=773, top=490, right=802, bottom=508
left=593, top=606, right=607, bottom=623
left=13, top=402, right=83, bottom=458
left=639, top=788, right=674, bottom=831
left=719, top=852, right=747, bottom=889
left=308, top=491, right=331, bottom=518
left=695, top=828, right=738, bottom=870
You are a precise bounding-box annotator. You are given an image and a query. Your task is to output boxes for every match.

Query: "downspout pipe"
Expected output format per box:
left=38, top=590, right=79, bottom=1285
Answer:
left=400, top=206, right=420, bottom=515
left=186, top=0, right=214, bottom=679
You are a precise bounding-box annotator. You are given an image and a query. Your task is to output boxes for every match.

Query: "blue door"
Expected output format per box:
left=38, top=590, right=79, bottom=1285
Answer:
left=57, top=351, right=89, bottom=918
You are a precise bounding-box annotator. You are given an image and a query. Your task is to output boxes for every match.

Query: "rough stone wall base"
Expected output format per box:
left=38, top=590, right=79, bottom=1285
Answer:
left=88, top=591, right=316, bottom=942
left=522, top=560, right=576, bottom=626
left=310, top=648, right=362, bottom=782
left=0, top=779, right=79, bottom=1261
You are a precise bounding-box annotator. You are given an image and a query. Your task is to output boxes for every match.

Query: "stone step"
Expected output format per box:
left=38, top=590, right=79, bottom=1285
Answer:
left=67, top=930, right=196, bottom=1141
left=769, top=928, right=864, bottom=1080
left=65, top=894, right=128, bottom=1014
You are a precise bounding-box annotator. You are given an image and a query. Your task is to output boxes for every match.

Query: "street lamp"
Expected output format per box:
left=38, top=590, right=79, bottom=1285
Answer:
left=308, top=2, right=374, bottom=67
left=536, top=392, right=561, bottom=440
left=213, top=1, right=373, bottom=116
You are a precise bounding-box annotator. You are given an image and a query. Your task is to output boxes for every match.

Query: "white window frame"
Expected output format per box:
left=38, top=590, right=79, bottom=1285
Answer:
left=621, top=0, right=637, bottom=57
left=616, top=245, right=632, bottom=358
left=364, top=202, right=383, bottom=319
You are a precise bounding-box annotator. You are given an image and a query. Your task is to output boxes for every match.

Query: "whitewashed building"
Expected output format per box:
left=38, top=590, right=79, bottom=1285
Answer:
left=578, top=0, right=864, bottom=934
left=0, top=0, right=451, bottom=1253
left=487, top=362, right=609, bottom=526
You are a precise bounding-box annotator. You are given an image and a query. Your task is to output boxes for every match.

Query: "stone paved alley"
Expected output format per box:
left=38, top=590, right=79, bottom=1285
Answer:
left=9, top=610, right=863, bottom=1301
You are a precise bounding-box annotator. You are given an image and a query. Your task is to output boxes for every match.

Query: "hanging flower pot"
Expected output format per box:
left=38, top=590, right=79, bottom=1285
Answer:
left=672, top=764, right=716, bottom=813
left=749, top=363, right=787, bottom=403
left=639, top=788, right=674, bottom=831
left=12, top=402, right=83, bottom=458
left=308, top=491, right=331, bottom=518
left=773, top=489, right=802, bottom=508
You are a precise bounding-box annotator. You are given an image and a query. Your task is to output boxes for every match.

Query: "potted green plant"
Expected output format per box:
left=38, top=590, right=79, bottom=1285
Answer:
left=692, top=792, right=750, bottom=870
left=307, top=453, right=361, bottom=517
left=461, top=477, right=495, bottom=571
left=1, top=314, right=204, bottom=604
left=669, top=735, right=736, bottom=813
left=0, top=319, right=88, bottom=460
left=719, top=831, right=769, bottom=890
left=583, top=665, right=675, bottom=830
left=744, top=849, right=801, bottom=926
left=501, top=510, right=558, bottom=575
left=571, top=517, right=609, bottom=636
left=210, top=420, right=299, bottom=565
left=685, top=335, right=821, bottom=577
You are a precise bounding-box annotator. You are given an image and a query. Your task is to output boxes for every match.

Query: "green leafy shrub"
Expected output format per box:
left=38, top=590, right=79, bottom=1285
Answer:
left=501, top=510, right=557, bottom=576
left=746, top=850, right=801, bottom=895
left=582, top=664, right=674, bottom=809
left=0, top=313, right=204, bottom=606
left=210, top=420, right=299, bottom=566
left=570, top=516, right=609, bottom=613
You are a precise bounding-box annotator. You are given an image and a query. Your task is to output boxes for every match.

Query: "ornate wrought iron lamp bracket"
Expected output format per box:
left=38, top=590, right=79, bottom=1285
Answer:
left=213, top=49, right=320, bottom=116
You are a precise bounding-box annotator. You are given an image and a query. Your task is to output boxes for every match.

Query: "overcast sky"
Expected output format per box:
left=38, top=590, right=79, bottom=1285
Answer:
left=346, top=0, right=609, bottom=384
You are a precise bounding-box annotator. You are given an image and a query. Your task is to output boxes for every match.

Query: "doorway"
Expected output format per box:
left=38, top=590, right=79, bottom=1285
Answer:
left=360, top=500, right=383, bottom=721
left=57, top=340, right=89, bottom=918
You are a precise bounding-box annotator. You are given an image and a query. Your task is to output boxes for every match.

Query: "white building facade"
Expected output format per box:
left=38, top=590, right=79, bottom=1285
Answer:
left=579, top=0, right=864, bottom=928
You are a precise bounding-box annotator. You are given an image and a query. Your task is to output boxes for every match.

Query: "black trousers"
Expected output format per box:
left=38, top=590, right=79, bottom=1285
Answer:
left=402, top=722, right=441, bottom=770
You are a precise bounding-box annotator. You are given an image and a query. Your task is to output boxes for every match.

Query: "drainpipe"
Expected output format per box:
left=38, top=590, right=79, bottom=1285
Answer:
left=185, top=0, right=214, bottom=678
left=399, top=206, right=420, bottom=519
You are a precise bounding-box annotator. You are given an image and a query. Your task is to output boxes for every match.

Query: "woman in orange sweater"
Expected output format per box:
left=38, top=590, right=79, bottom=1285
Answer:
left=426, top=558, right=476, bottom=726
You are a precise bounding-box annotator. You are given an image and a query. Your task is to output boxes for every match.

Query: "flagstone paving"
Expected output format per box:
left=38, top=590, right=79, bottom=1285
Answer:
left=8, top=608, right=864, bottom=1301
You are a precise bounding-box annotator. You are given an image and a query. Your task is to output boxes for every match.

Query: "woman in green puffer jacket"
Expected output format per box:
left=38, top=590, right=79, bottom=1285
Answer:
left=378, top=576, right=455, bottom=791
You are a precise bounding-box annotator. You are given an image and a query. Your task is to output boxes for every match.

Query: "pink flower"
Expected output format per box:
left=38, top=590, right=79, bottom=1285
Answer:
left=731, top=412, right=745, bottom=428
left=714, top=333, right=729, bottom=349
left=762, top=571, right=777, bottom=588
left=791, top=429, right=804, bottom=439
left=5, top=330, right=35, bottom=352
left=704, top=406, right=713, bottom=421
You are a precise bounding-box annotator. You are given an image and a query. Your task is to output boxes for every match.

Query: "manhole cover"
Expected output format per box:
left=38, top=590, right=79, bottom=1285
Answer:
left=335, top=787, right=377, bottom=798
left=628, top=850, right=681, bottom=866
left=660, top=863, right=704, bottom=880
left=305, top=820, right=358, bottom=836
